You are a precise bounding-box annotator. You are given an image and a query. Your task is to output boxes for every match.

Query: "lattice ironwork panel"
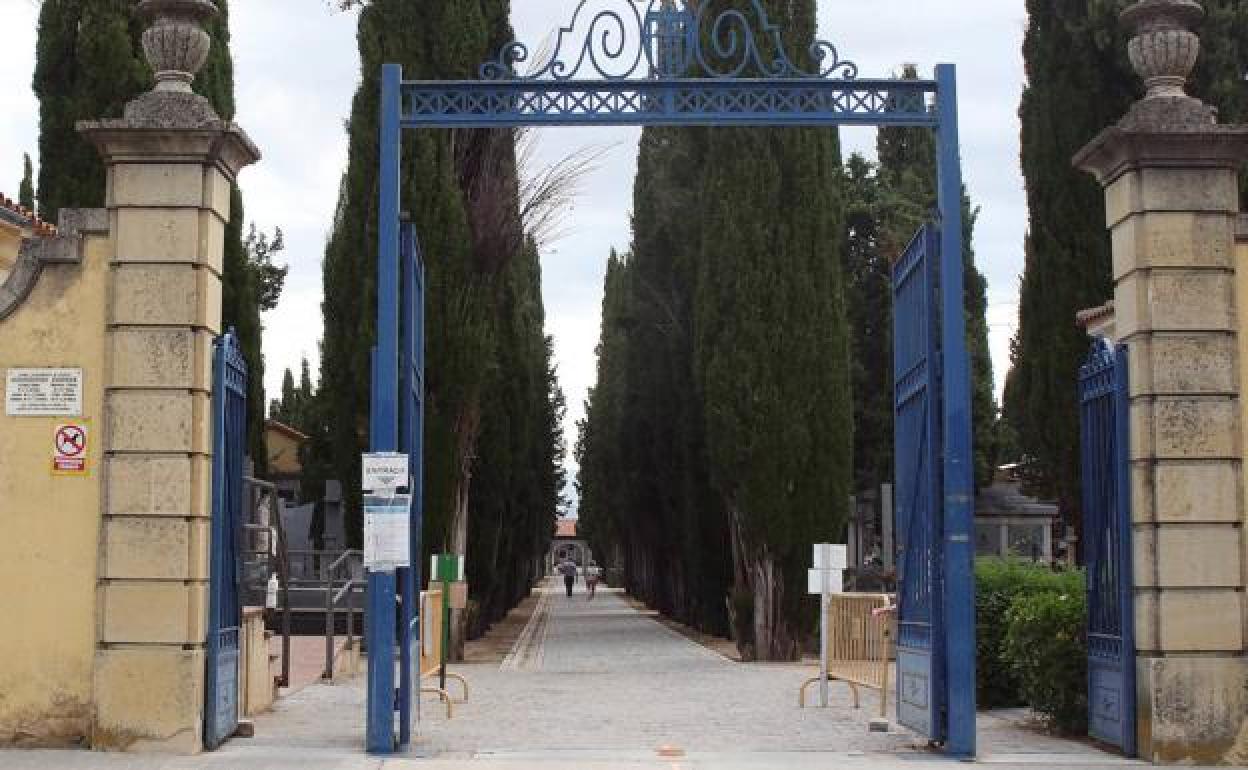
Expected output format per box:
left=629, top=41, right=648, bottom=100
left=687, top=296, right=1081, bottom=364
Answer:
left=401, top=80, right=937, bottom=128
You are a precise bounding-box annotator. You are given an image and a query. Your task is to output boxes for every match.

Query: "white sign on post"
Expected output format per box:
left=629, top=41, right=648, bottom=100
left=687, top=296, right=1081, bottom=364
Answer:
left=362, top=453, right=412, bottom=571
left=808, top=568, right=844, bottom=595
left=362, top=452, right=409, bottom=493
left=364, top=494, right=411, bottom=571
left=809, top=542, right=848, bottom=708
left=5, top=368, right=83, bottom=417
left=808, top=543, right=847, bottom=594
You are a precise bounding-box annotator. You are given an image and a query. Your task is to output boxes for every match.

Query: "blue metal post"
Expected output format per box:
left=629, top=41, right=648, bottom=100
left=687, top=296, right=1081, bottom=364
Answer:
left=935, top=63, right=976, bottom=759
left=366, top=62, right=403, bottom=755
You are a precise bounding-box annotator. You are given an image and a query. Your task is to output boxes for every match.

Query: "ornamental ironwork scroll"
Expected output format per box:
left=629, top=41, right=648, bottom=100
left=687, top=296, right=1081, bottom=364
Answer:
left=479, top=0, right=858, bottom=82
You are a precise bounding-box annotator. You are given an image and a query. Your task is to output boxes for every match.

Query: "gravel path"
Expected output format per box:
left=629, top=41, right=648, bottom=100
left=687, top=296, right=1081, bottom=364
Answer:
left=227, top=579, right=1132, bottom=768
left=246, top=580, right=917, bottom=758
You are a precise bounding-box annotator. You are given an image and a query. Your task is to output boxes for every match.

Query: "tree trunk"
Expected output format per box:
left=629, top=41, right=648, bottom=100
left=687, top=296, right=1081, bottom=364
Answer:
left=750, top=553, right=796, bottom=661
left=446, top=403, right=481, bottom=663
left=728, top=502, right=756, bottom=661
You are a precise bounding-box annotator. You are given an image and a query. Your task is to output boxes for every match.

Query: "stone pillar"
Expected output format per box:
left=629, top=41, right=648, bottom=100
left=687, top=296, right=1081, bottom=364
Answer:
left=77, top=0, right=258, bottom=753
left=1075, top=1, right=1248, bottom=763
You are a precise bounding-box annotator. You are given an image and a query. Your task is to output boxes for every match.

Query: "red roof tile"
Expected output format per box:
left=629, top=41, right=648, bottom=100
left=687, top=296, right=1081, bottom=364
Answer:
left=0, top=193, right=56, bottom=237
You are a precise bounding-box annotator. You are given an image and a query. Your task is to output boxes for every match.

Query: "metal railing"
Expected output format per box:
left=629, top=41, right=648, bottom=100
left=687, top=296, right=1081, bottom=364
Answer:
left=321, top=549, right=363, bottom=680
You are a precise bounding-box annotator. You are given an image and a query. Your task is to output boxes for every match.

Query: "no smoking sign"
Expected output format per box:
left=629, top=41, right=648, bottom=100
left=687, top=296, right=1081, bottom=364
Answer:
left=53, top=422, right=89, bottom=476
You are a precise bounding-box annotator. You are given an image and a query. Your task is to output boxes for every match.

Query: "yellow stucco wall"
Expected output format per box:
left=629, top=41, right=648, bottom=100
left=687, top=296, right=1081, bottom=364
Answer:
left=0, top=232, right=109, bottom=746
left=265, top=424, right=304, bottom=478
left=0, top=220, right=20, bottom=283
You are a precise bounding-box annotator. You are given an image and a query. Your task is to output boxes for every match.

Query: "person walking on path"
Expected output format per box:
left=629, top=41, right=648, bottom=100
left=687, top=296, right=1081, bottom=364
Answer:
left=585, top=561, right=603, bottom=600
left=557, top=558, right=578, bottom=598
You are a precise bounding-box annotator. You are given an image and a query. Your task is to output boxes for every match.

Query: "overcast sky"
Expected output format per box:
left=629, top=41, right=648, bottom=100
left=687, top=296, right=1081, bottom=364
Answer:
left=0, top=0, right=1029, bottom=500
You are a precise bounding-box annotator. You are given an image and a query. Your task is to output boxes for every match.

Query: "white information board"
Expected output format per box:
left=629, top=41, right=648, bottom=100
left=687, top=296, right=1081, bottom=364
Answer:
left=5, top=368, right=83, bottom=417
left=364, top=493, right=411, bottom=571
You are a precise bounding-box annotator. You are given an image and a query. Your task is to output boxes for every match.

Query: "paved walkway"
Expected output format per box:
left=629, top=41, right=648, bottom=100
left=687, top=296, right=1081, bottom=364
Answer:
left=1, top=580, right=1198, bottom=767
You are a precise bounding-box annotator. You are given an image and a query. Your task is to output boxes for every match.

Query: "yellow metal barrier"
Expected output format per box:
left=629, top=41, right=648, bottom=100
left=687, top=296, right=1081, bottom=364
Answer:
left=800, top=593, right=893, bottom=720
left=418, top=589, right=470, bottom=717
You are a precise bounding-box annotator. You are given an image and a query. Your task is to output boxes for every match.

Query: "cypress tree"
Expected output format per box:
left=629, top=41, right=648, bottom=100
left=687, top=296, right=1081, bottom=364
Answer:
left=32, top=0, right=273, bottom=471
left=1009, top=0, right=1248, bottom=534
left=197, top=0, right=271, bottom=473
left=320, top=1, right=561, bottom=645
left=873, top=70, right=997, bottom=491
left=32, top=0, right=148, bottom=221
left=272, top=368, right=298, bottom=424
left=467, top=237, right=564, bottom=634
left=19, top=154, right=35, bottom=210
left=1010, top=1, right=1135, bottom=521
left=577, top=251, right=637, bottom=596
left=842, top=153, right=892, bottom=495
left=693, top=0, right=852, bottom=660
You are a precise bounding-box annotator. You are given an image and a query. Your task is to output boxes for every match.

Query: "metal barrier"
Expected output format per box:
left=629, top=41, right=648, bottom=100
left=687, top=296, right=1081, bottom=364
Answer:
left=800, top=593, right=893, bottom=720
left=416, top=589, right=467, bottom=718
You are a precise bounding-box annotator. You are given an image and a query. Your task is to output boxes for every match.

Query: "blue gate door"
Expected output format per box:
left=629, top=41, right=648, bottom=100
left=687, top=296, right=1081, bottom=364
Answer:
left=892, top=225, right=945, bottom=743
left=396, top=220, right=426, bottom=745
left=1080, top=341, right=1136, bottom=755
left=205, top=330, right=247, bottom=749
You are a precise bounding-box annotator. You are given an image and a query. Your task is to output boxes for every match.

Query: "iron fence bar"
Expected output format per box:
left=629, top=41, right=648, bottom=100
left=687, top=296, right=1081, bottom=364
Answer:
left=324, top=564, right=335, bottom=680
left=347, top=583, right=356, bottom=653
left=322, top=551, right=363, bottom=680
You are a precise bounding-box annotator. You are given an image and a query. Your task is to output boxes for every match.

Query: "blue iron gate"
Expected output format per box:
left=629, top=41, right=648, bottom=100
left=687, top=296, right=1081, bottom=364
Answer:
left=396, top=221, right=426, bottom=744
left=365, top=216, right=426, bottom=753
left=1080, top=341, right=1135, bottom=755
left=370, top=0, right=975, bottom=756
left=891, top=222, right=976, bottom=752
left=893, top=226, right=944, bottom=742
left=205, top=330, right=247, bottom=750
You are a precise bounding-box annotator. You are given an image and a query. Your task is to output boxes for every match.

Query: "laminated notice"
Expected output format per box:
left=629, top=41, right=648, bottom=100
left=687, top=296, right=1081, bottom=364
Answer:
left=364, top=494, right=411, bottom=571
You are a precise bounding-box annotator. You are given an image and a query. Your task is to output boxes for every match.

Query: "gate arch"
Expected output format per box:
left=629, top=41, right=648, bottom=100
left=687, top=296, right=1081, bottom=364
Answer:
left=366, top=1, right=976, bottom=756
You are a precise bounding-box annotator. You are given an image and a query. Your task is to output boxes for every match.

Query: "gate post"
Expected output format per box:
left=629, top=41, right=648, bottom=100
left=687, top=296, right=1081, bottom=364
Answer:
left=1074, top=2, right=1248, bottom=763
left=935, top=63, right=977, bottom=759
left=77, top=1, right=259, bottom=752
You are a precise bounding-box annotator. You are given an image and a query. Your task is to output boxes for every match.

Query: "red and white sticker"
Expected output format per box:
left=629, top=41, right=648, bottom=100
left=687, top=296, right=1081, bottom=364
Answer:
left=53, top=423, right=89, bottom=475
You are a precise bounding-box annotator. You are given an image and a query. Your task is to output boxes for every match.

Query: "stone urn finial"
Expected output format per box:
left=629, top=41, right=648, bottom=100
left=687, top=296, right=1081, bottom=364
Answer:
left=1121, top=0, right=1205, bottom=100
left=135, top=0, right=219, bottom=94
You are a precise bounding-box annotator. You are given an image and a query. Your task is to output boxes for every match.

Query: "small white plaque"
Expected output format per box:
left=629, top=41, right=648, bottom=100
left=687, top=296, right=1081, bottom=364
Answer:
left=5, top=368, right=83, bottom=417
left=813, top=543, right=848, bottom=571
left=808, top=568, right=844, bottom=595
left=362, top=452, right=409, bottom=493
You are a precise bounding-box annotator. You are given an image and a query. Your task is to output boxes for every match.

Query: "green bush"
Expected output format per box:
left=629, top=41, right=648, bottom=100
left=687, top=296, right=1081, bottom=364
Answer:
left=975, top=559, right=1084, bottom=707
left=1002, top=590, right=1088, bottom=734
